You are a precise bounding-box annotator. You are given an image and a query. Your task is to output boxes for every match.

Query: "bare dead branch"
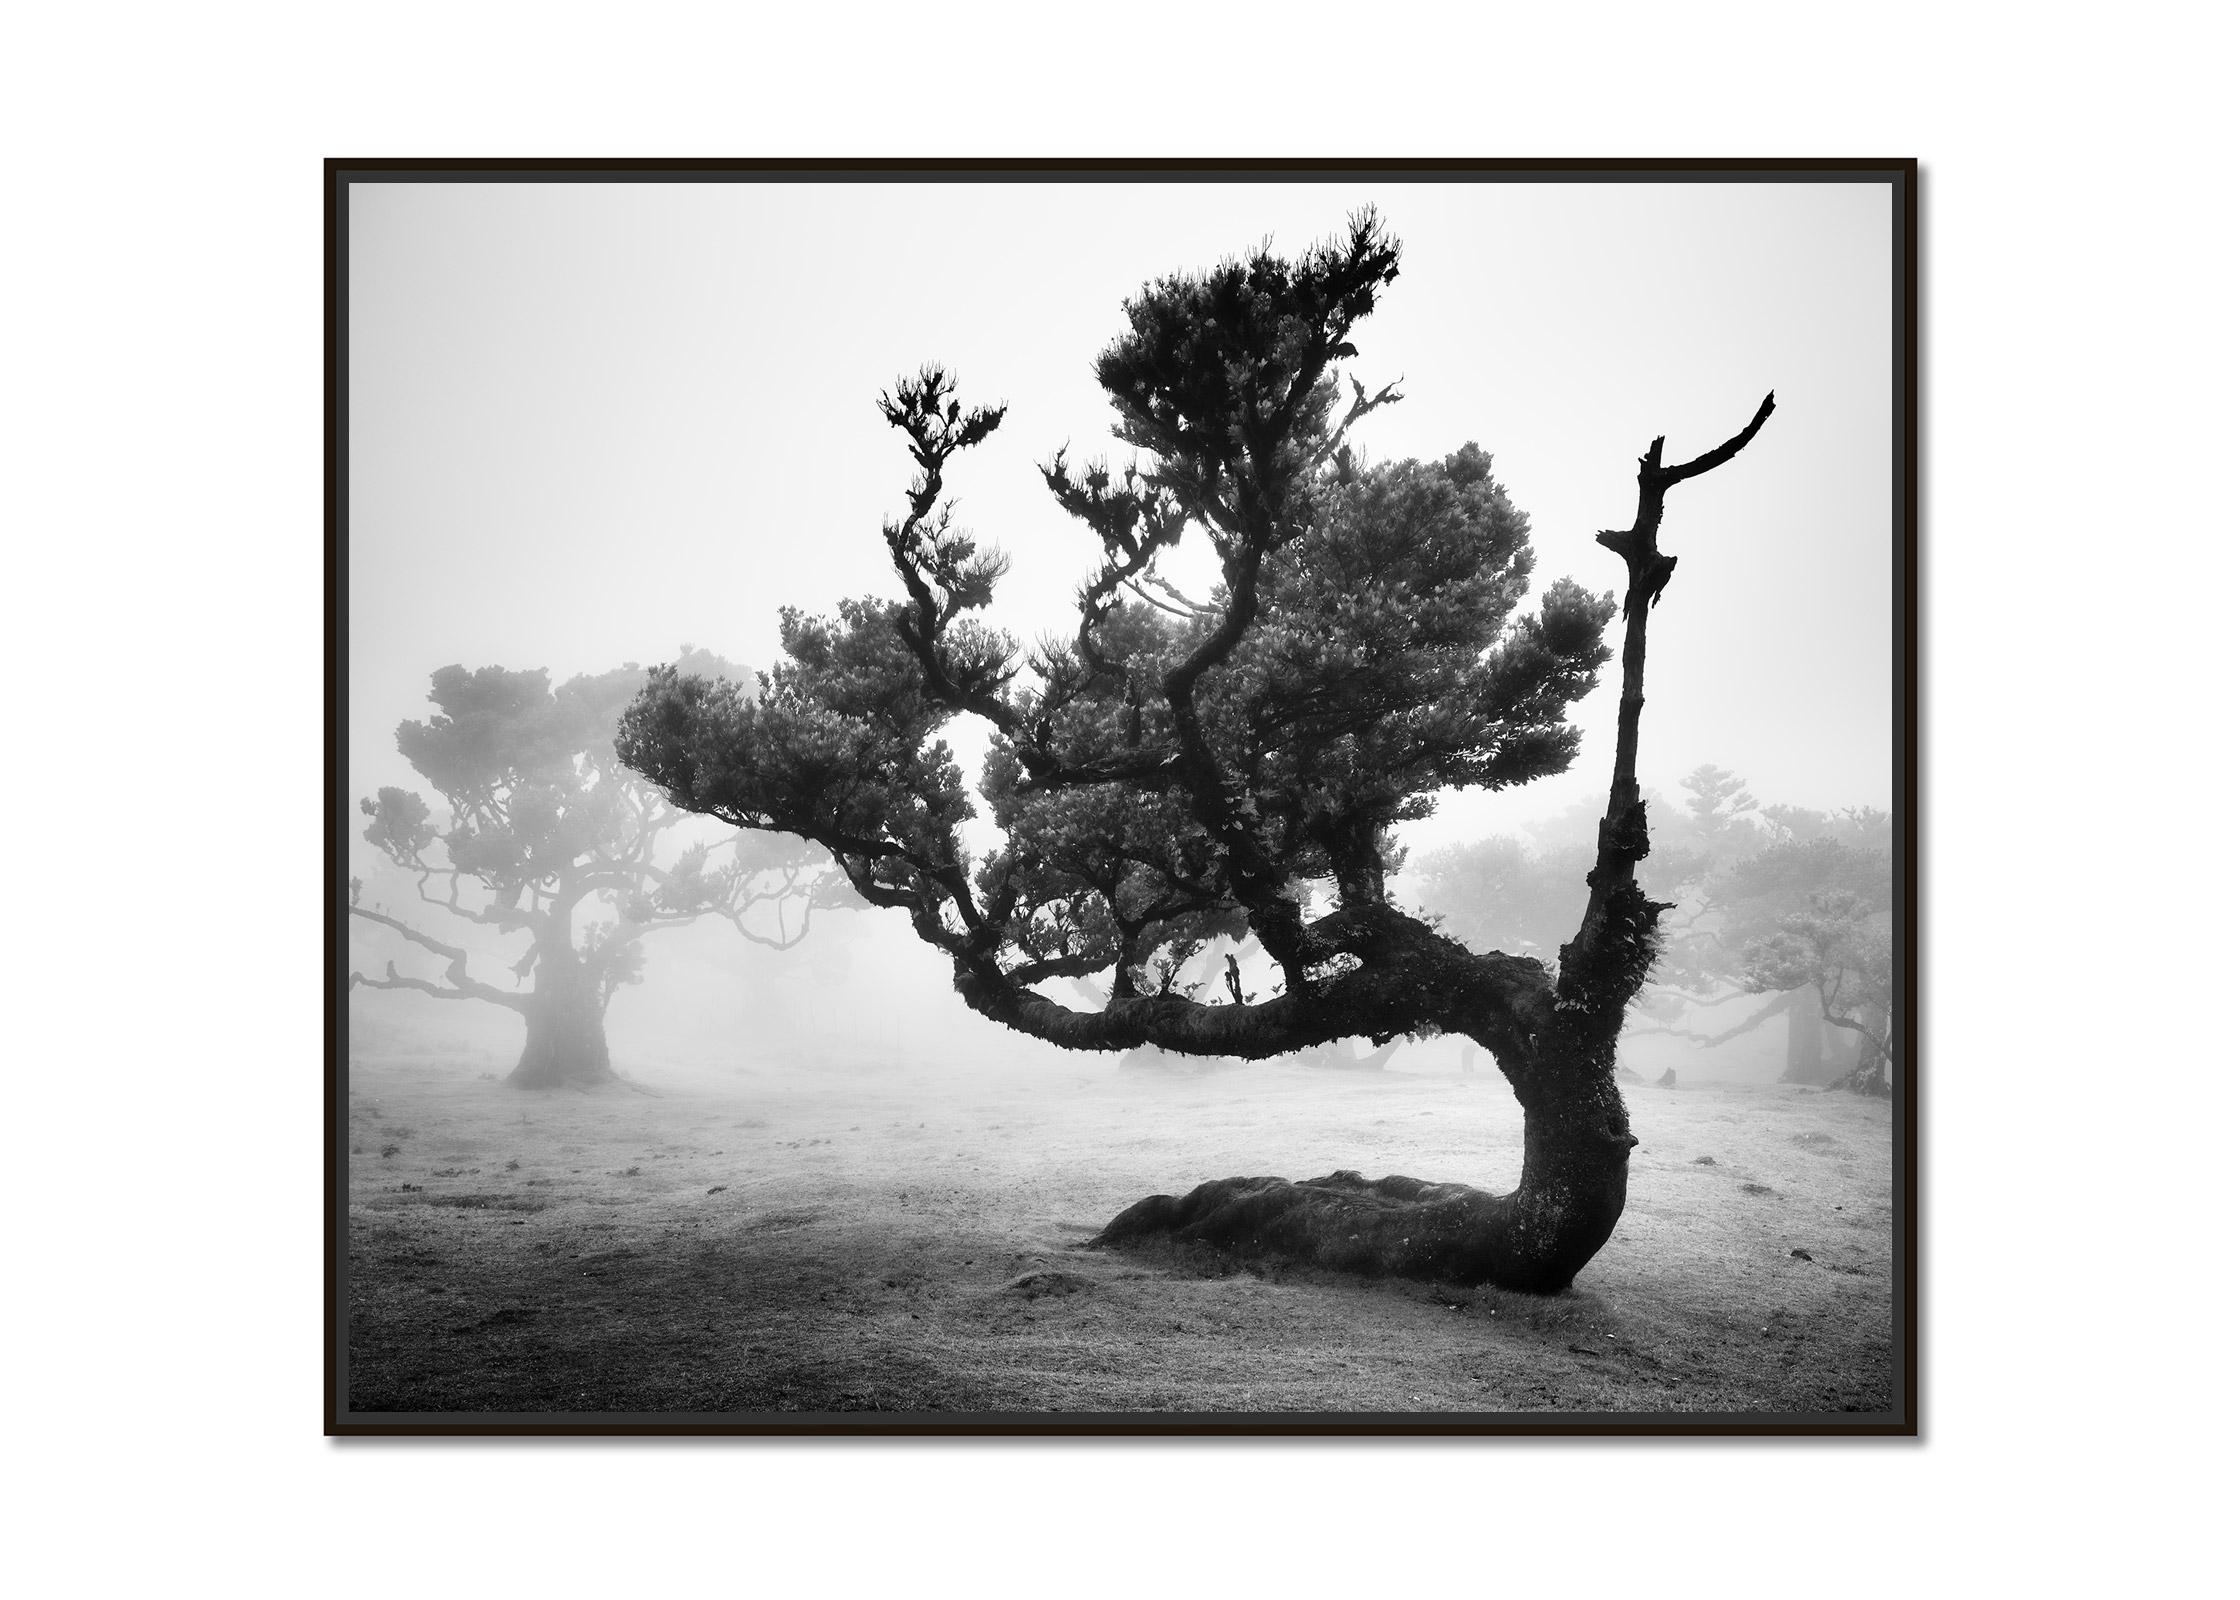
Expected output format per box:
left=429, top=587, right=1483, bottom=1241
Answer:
left=1654, top=391, right=1778, bottom=486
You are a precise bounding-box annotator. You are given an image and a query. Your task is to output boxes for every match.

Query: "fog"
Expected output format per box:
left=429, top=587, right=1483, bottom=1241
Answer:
left=338, top=173, right=1901, bottom=1426
left=347, top=177, right=1894, bottom=1099
left=347, top=872, right=1068, bottom=1084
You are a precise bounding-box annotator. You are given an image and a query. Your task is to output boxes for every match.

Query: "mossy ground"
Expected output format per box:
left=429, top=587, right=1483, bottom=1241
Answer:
left=343, top=1050, right=1894, bottom=1417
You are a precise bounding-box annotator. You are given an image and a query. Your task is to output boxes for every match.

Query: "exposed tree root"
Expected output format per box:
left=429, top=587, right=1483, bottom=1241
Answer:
left=1090, top=1169, right=1608, bottom=1295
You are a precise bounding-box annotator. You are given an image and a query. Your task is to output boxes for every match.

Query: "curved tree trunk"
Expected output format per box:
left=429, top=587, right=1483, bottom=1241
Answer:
left=1097, top=1040, right=1630, bottom=1293
left=1089, top=396, right=1773, bottom=1295
left=507, top=961, right=614, bottom=1089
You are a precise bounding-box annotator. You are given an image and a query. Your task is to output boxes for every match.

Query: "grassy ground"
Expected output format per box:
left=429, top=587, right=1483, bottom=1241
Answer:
left=343, top=1050, right=1894, bottom=1418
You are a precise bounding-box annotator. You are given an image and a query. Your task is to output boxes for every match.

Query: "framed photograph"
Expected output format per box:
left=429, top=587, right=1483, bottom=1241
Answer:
left=328, top=159, right=1915, bottom=1434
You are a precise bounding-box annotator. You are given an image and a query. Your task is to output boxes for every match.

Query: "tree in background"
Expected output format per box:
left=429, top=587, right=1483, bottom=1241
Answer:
left=1718, top=805, right=1895, bottom=1091
left=1426, top=782, right=1892, bottom=1089
left=1742, top=890, right=1894, bottom=1093
left=1676, top=763, right=1760, bottom=857
left=1617, top=766, right=1777, bottom=1058
left=1413, top=786, right=1711, bottom=967
left=619, top=214, right=1775, bottom=1290
left=1411, top=789, right=1710, bottom=1076
left=1413, top=832, right=1594, bottom=966
left=351, top=654, right=835, bottom=1088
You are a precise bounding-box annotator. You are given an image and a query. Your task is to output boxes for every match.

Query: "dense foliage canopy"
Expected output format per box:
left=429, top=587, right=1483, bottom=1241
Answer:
left=618, top=215, right=1622, bottom=1057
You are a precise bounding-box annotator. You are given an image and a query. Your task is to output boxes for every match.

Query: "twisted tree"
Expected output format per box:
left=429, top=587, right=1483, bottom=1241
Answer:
left=618, top=214, right=1774, bottom=1289
left=352, top=658, right=833, bottom=1088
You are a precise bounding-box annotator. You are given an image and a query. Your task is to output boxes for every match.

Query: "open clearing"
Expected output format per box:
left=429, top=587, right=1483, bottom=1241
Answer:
left=343, top=1050, right=1894, bottom=1418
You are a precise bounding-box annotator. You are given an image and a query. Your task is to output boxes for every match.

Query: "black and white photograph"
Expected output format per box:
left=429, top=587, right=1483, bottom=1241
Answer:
left=331, top=163, right=1912, bottom=1430
left=22, top=0, right=2240, bottom=1587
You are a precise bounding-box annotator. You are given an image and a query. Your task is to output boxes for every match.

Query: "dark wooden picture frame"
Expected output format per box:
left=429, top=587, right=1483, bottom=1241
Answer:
left=327, top=158, right=1916, bottom=1435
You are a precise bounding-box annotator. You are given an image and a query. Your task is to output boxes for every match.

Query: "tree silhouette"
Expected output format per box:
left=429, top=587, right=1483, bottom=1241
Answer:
left=619, top=214, right=1775, bottom=1288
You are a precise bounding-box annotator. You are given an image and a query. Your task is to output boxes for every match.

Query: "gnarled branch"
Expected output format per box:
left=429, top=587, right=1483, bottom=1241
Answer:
left=348, top=904, right=527, bottom=1008
left=1561, top=394, right=1777, bottom=1022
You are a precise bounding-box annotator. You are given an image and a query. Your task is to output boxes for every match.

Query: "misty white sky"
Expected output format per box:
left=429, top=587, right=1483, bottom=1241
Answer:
left=348, top=178, right=1895, bottom=861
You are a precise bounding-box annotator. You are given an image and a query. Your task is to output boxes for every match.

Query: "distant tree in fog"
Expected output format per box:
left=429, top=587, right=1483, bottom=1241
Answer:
left=1719, top=805, right=1895, bottom=1092
left=1414, top=833, right=1588, bottom=964
left=618, top=213, right=1776, bottom=1291
left=1413, top=786, right=1708, bottom=965
left=1410, top=787, right=1712, bottom=1075
left=351, top=653, right=840, bottom=1088
left=1676, top=762, right=1760, bottom=855
left=1606, top=788, right=1892, bottom=1090
left=1741, top=888, right=1894, bottom=1094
